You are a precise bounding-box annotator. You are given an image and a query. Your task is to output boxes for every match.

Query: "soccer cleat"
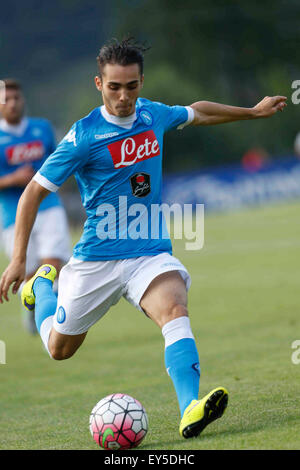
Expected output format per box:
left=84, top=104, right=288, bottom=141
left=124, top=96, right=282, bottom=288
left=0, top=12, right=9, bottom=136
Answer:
left=179, top=387, right=228, bottom=438
left=21, top=264, right=57, bottom=312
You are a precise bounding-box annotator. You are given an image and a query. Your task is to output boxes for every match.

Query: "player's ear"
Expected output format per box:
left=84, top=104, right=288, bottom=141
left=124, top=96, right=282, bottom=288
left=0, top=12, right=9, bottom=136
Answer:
left=140, top=74, right=144, bottom=88
left=94, top=76, right=103, bottom=92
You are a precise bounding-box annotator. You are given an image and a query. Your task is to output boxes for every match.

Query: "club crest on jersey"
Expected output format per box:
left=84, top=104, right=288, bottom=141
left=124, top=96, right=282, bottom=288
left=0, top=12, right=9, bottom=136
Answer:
left=130, top=172, right=151, bottom=198
left=140, top=109, right=153, bottom=126
left=5, top=141, right=45, bottom=165
left=107, top=130, right=160, bottom=169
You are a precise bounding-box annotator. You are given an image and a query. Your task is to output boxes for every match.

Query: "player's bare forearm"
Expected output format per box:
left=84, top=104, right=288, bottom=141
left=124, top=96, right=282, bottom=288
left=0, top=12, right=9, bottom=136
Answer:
left=0, top=180, right=49, bottom=302
left=13, top=181, right=49, bottom=262
left=190, top=95, right=287, bottom=126
left=0, top=165, right=35, bottom=190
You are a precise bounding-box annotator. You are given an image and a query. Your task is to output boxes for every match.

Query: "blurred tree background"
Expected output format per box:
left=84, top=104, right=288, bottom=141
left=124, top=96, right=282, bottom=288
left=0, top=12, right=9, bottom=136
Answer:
left=1, top=0, right=300, bottom=172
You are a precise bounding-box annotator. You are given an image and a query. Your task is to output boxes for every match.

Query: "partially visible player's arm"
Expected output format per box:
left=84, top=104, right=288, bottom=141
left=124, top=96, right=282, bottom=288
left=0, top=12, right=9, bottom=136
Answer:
left=190, top=95, right=287, bottom=126
left=0, top=165, right=35, bottom=190
left=0, top=180, right=49, bottom=302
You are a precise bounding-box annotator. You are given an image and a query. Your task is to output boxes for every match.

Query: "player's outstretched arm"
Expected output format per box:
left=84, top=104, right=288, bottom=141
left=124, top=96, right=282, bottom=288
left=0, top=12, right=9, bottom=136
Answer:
left=190, top=95, right=287, bottom=126
left=0, top=180, right=49, bottom=303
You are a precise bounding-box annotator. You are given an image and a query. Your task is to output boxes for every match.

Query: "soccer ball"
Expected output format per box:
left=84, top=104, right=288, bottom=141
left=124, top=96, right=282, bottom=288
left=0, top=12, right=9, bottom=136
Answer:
left=89, top=393, right=148, bottom=450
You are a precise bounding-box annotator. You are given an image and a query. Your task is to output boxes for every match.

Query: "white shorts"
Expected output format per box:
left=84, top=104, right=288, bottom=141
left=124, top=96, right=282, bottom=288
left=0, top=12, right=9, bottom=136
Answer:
left=2, top=206, right=71, bottom=275
left=53, top=252, right=191, bottom=335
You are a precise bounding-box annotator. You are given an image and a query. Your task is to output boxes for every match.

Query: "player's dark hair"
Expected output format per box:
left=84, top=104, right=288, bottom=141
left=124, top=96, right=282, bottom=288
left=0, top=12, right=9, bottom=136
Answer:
left=96, top=37, right=149, bottom=79
left=1, top=78, right=22, bottom=91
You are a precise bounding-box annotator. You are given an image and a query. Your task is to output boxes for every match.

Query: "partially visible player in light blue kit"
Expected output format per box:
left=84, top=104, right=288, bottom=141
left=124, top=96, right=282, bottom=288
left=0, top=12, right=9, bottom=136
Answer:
left=0, top=40, right=287, bottom=438
left=0, top=79, right=71, bottom=333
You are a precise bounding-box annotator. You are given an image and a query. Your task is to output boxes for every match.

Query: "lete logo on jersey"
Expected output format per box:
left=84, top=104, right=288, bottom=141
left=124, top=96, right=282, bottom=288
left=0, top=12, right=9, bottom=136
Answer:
left=107, top=130, right=160, bottom=169
left=5, top=141, right=45, bottom=165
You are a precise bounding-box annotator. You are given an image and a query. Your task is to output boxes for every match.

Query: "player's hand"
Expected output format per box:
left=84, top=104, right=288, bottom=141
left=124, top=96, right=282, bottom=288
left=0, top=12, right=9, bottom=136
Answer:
left=253, top=96, right=287, bottom=118
left=12, top=165, right=35, bottom=187
left=0, top=260, right=26, bottom=303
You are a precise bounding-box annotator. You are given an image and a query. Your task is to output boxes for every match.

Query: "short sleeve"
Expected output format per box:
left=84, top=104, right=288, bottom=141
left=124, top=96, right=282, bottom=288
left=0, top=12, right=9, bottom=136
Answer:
left=33, top=122, right=89, bottom=192
left=154, top=102, right=194, bottom=132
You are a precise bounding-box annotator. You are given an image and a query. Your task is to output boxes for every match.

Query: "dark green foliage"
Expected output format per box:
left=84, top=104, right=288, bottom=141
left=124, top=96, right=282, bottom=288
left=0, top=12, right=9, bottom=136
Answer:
left=1, top=0, right=299, bottom=170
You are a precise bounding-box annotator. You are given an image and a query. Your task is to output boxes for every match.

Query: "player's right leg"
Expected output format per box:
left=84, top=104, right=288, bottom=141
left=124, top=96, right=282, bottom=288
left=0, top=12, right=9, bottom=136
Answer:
left=140, top=270, right=228, bottom=439
left=47, top=329, right=87, bottom=360
left=126, top=254, right=228, bottom=439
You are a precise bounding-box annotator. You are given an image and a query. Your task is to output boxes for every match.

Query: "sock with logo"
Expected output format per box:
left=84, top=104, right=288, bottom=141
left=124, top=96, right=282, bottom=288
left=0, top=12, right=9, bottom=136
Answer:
left=33, top=277, right=57, bottom=355
left=162, top=316, right=200, bottom=417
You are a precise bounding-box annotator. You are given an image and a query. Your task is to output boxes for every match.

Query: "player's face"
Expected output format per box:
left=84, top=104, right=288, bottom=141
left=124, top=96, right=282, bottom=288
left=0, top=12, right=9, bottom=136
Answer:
left=95, top=63, right=144, bottom=117
left=0, top=88, right=25, bottom=124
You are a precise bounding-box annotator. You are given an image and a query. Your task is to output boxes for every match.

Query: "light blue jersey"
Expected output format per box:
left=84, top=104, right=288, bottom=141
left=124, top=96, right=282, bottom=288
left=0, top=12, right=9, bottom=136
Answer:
left=0, top=117, right=62, bottom=228
left=34, top=98, right=193, bottom=261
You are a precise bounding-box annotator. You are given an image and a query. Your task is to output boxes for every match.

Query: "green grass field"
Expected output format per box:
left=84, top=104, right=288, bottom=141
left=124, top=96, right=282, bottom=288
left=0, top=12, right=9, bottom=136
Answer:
left=1, top=200, right=300, bottom=450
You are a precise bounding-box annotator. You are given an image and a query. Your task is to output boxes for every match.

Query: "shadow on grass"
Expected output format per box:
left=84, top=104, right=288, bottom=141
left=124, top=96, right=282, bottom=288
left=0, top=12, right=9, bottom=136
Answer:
left=140, top=412, right=300, bottom=450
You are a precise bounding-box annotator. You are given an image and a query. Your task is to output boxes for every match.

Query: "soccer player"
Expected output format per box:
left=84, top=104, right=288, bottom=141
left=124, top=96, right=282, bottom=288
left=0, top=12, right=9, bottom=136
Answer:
left=0, top=40, right=286, bottom=438
left=0, top=79, right=71, bottom=333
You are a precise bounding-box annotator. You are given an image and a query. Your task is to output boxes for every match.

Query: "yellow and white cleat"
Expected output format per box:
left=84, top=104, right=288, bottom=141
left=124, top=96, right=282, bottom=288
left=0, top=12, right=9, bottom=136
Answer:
left=179, top=387, right=228, bottom=438
left=21, top=264, right=57, bottom=312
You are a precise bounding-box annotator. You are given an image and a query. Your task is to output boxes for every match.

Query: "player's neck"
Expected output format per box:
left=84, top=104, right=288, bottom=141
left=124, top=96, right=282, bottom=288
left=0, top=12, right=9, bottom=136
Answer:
left=101, top=106, right=136, bottom=129
left=0, top=116, right=28, bottom=136
left=103, top=104, right=136, bottom=119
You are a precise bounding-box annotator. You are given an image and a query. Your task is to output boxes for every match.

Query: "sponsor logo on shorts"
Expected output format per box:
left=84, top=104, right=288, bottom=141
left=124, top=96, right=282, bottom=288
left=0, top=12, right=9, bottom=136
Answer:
left=57, top=306, right=66, bottom=324
left=160, top=262, right=182, bottom=268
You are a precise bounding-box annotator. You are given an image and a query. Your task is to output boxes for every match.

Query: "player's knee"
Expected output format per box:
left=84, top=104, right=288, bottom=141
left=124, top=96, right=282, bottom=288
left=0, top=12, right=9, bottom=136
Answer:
left=161, top=304, right=188, bottom=327
left=49, top=345, right=75, bottom=361
left=170, top=303, right=188, bottom=319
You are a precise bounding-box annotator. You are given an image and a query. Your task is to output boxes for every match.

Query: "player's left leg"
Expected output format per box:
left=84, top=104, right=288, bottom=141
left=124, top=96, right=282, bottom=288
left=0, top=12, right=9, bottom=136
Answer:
left=139, top=270, right=228, bottom=438
left=139, top=271, right=201, bottom=416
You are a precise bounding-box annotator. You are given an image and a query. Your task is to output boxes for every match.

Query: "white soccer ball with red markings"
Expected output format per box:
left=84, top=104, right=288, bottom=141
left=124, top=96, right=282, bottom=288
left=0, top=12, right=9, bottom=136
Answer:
left=89, top=393, right=148, bottom=450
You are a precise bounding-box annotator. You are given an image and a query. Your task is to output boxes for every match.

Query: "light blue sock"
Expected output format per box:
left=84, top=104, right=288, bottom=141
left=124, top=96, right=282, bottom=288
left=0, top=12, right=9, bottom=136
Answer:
left=162, top=318, right=200, bottom=417
left=33, top=277, right=57, bottom=333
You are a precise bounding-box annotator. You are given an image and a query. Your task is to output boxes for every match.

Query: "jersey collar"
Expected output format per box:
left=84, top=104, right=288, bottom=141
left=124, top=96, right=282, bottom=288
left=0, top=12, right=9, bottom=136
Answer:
left=0, top=117, right=29, bottom=137
left=100, top=106, right=137, bottom=130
